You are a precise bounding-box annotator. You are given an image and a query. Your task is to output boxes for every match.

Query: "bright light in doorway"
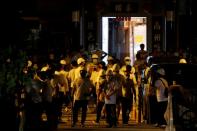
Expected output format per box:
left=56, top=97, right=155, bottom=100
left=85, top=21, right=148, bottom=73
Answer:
left=102, top=17, right=115, bottom=64
left=101, top=16, right=147, bottom=65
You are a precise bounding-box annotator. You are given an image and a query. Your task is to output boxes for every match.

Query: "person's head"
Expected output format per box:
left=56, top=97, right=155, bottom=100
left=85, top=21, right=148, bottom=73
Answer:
left=77, top=57, right=86, bottom=67
left=71, top=60, right=78, bottom=68
left=112, top=63, right=120, bottom=74
left=49, top=53, right=55, bottom=60
left=39, top=69, right=54, bottom=81
left=80, top=69, right=87, bottom=78
left=107, top=56, right=114, bottom=65
left=92, top=54, right=99, bottom=65
left=136, top=53, right=141, bottom=60
left=98, top=61, right=106, bottom=70
left=56, top=63, right=63, bottom=71
left=59, top=59, right=67, bottom=70
left=140, top=43, right=145, bottom=50
left=124, top=56, right=131, bottom=65
left=124, top=65, right=132, bottom=77
left=60, top=59, right=66, bottom=65
left=27, top=60, right=33, bottom=67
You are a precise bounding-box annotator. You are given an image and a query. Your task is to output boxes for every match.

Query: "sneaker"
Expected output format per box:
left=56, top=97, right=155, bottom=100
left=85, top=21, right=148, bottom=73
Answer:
left=160, top=124, right=166, bottom=128
left=92, top=120, right=99, bottom=125
left=153, top=123, right=159, bottom=127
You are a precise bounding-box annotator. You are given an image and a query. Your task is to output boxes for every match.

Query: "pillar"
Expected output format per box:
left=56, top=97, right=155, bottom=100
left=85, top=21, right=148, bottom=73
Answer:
left=71, top=4, right=80, bottom=51
left=165, top=0, right=176, bottom=52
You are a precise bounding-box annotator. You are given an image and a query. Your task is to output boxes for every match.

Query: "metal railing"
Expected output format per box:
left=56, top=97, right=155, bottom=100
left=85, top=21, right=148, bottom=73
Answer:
left=166, top=85, right=197, bottom=131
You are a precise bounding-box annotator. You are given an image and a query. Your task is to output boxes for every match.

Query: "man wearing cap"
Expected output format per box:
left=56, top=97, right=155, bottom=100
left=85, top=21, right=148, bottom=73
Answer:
left=53, top=60, right=69, bottom=122
left=111, top=63, right=125, bottom=123
left=89, top=54, right=100, bottom=87
left=72, top=70, right=93, bottom=127
left=87, top=54, right=99, bottom=75
left=104, top=69, right=118, bottom=128
left=121, top=65, right=136, bottom=125
left=120, top=56, right=135, bottom=76
left=74, top=57, right=86, bottom=81
left=88, top=54, right=100, bottom=113
left=154, top=68, right=168, bottom=128
left=106, top=56, right=115, bottom=71
left=92, top=68, right=106, bottom=124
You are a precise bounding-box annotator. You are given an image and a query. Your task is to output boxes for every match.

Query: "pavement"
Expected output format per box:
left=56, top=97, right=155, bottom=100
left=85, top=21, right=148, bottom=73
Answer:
left=55, top=106, right=164, bottom=131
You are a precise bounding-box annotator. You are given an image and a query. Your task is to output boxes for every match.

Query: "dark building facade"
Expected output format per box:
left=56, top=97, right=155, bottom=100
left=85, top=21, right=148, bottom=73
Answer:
left=5, top=0, right=197, bottom=56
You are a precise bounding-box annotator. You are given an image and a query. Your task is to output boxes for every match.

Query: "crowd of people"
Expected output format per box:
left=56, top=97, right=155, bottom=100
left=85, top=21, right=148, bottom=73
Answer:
left=0, top=43, right=192, bottom=131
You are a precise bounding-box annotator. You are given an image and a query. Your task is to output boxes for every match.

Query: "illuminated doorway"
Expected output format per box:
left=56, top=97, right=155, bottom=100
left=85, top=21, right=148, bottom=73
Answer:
left=102, top=17, right=147, bottom=65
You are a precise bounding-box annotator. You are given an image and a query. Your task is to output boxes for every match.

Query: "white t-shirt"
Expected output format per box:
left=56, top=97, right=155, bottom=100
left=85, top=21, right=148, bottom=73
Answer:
left=154, top=78, right=168, bottom=102
left=105, top=81, right=118, bottom=104
left=68, top=68, right=77, bottom=88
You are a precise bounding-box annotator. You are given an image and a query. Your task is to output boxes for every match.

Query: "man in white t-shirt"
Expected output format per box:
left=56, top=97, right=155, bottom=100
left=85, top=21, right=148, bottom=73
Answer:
left=154, top=68, right=168, bottom=128
left=104, top=69, right=118, bottom=128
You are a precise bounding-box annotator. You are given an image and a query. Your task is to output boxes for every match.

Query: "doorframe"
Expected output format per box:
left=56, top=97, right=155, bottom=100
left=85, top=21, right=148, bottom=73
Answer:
left=97, top=13, right=152, bottom=64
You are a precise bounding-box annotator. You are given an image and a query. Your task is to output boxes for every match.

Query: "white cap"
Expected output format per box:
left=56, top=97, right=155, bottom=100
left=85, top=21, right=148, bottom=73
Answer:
left=77, top=58, right=85, bottom=65
left=107, top=56, right=113, bottom=61
left=92, top=54, right=99, bottom=59
left=60, top=59, right=66, bottom=65
left=124, top=56, right=130, bottom=61
left=179, top=58, right=187, bottom=64
left=27, top=60, right=32, bottom=67
left=41, top=64, right=49, bottom=72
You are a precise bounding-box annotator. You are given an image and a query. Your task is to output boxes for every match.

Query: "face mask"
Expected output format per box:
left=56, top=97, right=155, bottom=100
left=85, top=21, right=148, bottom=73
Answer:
left=107, top=60, right=113, bottom=65
left=92, top=59, right=98, bottom=64
left=125, top=61, right=131, bottom=65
